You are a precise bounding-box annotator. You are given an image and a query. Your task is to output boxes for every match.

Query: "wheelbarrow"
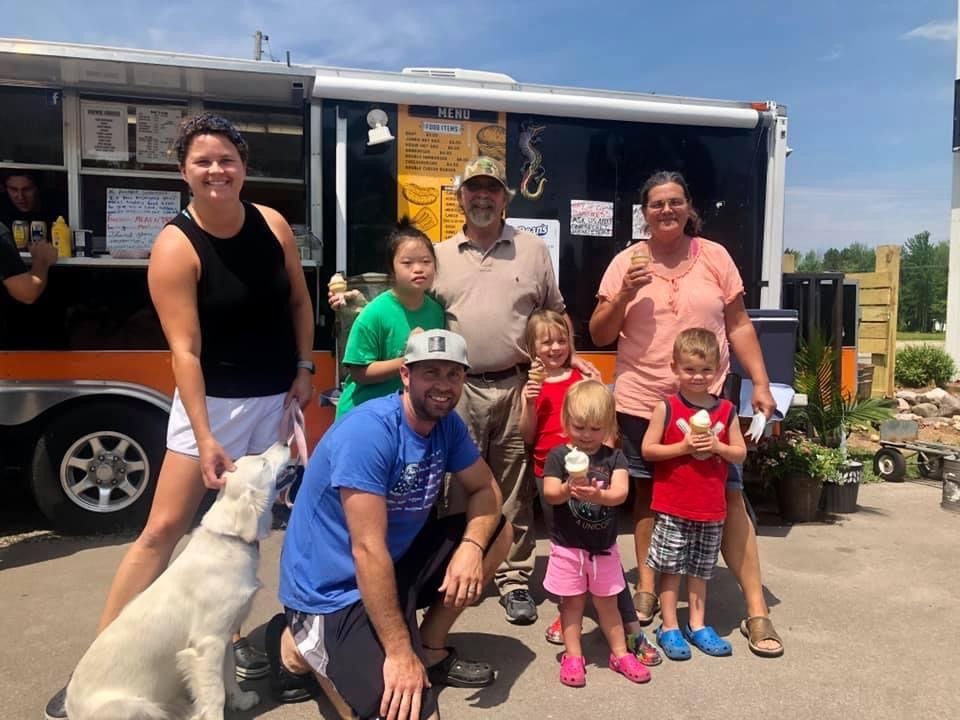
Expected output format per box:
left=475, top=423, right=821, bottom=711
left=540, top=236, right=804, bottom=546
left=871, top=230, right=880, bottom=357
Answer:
left=872, top=419, right=959, bottom=482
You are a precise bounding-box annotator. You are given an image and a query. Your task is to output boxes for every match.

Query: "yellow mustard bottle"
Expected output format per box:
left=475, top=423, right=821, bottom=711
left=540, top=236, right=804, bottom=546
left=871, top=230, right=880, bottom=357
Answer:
left=51, top=216, right=73, bottom=258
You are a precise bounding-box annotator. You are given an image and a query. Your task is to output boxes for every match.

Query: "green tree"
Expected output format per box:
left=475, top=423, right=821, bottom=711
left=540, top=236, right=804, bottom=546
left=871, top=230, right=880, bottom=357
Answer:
left=822, top=248, right=843, bottom=271
left=838, top=242, right=875, bottom=272
left=899, top=231, right=947, bottom=333
left=797, top=250, right=822, bottom=272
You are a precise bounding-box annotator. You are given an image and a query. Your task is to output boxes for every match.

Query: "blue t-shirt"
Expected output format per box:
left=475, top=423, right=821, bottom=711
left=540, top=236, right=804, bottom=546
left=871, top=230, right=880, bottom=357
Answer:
left=279, top=393, right=480, bottom=614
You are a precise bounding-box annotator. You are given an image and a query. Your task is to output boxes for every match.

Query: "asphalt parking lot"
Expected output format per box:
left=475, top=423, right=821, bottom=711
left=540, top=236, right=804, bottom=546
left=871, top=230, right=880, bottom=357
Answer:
left=1, top=480, right=957, bottom=720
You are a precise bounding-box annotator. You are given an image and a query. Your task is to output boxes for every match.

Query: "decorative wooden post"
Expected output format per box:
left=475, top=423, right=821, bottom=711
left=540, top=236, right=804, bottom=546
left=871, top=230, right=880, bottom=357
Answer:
left=848, top=245, right=901, bottom=397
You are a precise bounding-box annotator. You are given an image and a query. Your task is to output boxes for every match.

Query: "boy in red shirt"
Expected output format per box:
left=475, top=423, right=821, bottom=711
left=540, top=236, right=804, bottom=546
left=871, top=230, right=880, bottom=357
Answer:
left=641, top=328, right=746, bottom=660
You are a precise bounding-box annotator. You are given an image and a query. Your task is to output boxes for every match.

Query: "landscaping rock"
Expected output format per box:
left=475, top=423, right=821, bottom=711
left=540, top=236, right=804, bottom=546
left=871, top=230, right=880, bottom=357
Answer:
left=869, top=433, right=880, bottom=442
left=938, top=394, right=960, bottom=417
left=896, top=390, right=918, bottom=402
left=897, top=398, right=911, bottom=411
left=912, top=403, right=940, bottom=418
left=896, top=412, right=921, bottom=421
left=919, top=388, right=949, bottom=404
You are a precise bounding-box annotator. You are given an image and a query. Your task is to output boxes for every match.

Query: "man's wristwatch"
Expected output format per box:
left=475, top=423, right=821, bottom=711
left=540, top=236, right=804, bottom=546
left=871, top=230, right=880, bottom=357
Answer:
left=296, top=360, right=316, bottom=374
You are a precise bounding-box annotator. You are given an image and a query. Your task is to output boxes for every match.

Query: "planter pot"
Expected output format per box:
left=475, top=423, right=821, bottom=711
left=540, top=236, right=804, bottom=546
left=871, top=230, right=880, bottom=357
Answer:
left=821, top=481, right=860, bottom=513
left=821, top=461, right=863, bottom=514
left=774, top=472, right=823, bottom=522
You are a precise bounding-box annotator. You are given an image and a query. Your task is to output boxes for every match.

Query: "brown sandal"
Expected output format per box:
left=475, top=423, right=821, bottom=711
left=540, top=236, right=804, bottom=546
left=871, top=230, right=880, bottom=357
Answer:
left=632, top=591, right=659, bottom=624
left=739, top=616, right=784, bottom=658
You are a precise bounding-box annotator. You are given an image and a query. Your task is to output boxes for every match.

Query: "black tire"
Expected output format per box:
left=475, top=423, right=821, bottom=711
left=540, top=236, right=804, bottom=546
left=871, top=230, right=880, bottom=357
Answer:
left=873, top=448, right=907, bottom=483
left=30, top=399, right=167, bottom=534
left=916, top=452, right=942, bottom=479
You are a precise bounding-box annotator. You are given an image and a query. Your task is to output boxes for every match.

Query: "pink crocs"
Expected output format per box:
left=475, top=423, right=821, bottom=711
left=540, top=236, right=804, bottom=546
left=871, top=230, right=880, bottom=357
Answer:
left=609, top=652, right=651, bottom=684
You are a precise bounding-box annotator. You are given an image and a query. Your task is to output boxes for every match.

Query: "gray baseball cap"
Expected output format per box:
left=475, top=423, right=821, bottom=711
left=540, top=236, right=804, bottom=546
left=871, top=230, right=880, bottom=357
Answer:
left=404, top=329, right=470, bottom=369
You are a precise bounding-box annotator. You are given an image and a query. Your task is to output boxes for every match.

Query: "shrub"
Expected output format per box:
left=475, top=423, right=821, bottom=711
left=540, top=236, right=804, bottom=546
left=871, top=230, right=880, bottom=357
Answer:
left=895, top=344, right=956, bottom=388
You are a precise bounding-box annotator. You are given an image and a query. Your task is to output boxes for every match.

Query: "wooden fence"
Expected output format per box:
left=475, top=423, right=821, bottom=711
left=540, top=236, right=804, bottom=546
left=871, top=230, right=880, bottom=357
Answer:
left=781, top=246, right=900, bottom=398
left=847, top=245, right=900, bottom=398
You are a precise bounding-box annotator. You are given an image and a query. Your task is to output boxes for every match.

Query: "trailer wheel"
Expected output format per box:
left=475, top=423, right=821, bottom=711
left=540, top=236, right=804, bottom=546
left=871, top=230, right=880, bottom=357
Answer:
left=873, top=448, right=907, bottom=483
left=30, top=400, right=167, bottom=534
left=916, top=452, right=942, bottom=479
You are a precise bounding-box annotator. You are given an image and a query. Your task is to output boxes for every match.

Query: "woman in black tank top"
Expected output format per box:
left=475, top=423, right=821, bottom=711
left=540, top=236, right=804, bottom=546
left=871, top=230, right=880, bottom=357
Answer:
left=71, top=113, right=316, bottom=689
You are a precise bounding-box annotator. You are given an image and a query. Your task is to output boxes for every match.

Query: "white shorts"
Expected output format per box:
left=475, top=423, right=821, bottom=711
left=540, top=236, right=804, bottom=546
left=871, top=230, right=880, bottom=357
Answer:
left=166, top=389, right=287, bottom=459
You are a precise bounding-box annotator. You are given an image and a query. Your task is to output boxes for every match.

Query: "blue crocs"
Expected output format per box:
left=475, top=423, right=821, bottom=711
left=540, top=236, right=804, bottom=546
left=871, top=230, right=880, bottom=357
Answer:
left=654, top=625, right=692, bottom=661
left=683, top=625, right=732, bottom=656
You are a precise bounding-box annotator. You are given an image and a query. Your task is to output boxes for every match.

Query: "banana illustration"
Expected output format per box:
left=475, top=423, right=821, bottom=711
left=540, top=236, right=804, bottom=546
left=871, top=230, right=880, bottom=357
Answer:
left=402, top=183, right=440, bottom=206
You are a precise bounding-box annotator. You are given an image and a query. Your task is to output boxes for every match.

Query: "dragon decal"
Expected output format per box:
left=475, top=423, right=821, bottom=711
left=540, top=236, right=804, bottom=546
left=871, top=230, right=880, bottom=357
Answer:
left=519, top=121, right=547, bottom=200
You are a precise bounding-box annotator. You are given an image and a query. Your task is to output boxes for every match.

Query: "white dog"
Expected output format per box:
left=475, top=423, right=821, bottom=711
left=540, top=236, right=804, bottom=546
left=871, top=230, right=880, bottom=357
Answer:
left=66, top=441, right=291, bottom=720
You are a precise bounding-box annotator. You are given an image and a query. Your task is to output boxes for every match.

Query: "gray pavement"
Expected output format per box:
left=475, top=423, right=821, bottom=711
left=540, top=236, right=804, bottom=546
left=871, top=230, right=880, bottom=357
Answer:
left=1, top=480, right=957, bottom=720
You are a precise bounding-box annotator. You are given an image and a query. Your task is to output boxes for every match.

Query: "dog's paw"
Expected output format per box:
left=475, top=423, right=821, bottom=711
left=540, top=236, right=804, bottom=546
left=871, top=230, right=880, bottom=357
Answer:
left=228, top=689, right=260, bottom=711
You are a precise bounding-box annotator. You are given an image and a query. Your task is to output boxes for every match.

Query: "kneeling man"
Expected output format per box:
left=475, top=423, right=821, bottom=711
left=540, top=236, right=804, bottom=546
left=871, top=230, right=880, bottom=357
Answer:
left=271, top=329, right=510, bottom=720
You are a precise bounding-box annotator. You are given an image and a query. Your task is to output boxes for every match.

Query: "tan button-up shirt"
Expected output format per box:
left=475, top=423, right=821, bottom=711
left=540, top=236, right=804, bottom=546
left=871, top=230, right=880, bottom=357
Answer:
left=433, top=223, right=565, bottom=373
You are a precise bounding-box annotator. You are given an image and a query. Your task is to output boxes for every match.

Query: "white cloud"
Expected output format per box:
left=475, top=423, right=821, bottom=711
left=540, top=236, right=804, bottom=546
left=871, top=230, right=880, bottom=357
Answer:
left=903, top=20, right=956, bottom=42
left=819, top=46, right=842, bottom=62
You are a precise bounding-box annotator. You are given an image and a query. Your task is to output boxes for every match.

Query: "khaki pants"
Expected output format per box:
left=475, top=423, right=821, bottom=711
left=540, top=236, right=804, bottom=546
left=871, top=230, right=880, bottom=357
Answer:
left=442, top=372, right=535, bottom=593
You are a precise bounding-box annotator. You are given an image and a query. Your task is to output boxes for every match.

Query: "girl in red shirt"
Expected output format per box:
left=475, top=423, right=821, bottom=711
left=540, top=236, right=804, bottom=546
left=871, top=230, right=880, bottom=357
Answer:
left=519, top=310, right=661, bottom=665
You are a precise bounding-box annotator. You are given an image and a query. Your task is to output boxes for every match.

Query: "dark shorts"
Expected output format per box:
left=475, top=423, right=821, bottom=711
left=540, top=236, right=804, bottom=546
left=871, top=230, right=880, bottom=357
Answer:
left=617, top=411, right=744, bottom=490
left=286, top=512, right=507, bottom=720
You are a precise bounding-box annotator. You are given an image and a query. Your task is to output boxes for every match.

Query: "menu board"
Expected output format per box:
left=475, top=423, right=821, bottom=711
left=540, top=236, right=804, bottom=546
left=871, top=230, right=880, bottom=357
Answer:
left=81, top=101, right=129, bottom=161
left=106, top=188, right=181, bottom=257
left=136, top=106, right=183, bottom=164
left=397, top=105, right=506, bottom=242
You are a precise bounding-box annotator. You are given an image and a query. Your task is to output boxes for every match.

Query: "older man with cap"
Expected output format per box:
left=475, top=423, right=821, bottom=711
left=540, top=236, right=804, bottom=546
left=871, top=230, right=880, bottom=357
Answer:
left=432, top=156, right=595, bottom=626
left=268, top=329, right=510, bottom=720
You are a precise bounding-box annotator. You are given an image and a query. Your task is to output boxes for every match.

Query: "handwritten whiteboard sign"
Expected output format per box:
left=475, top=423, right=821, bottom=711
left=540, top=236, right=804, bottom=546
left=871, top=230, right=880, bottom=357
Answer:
left=570, top=199, right=613, bottom=237
left=81, top=101, right=128, bottom=161
left=106, top=188, right=181, bottom=257
left=136, top=106, right=183, bottom=164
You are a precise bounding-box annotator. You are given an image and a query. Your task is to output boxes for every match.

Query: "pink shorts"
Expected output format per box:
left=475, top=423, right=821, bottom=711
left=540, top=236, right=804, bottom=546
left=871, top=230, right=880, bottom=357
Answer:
left=543, top=542, right=626, bottom=598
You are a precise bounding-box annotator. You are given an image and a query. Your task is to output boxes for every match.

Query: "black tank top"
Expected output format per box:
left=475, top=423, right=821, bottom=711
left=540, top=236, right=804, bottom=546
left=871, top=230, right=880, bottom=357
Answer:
left=167, top=202, right=298, bottom=398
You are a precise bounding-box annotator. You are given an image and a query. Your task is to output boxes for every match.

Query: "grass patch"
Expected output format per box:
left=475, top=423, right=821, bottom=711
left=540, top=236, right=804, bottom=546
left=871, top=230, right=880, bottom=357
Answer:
left=897, top=331, right=945, bottom=342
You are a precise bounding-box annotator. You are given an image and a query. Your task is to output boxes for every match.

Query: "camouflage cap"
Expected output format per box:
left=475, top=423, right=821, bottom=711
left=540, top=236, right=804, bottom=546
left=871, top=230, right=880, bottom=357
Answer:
left=460, top=156, right=514, bottom=196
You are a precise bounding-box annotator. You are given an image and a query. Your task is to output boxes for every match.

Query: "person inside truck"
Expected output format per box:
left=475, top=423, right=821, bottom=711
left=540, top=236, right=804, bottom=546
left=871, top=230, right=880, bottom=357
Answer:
left=44, top=112, right=317, bottom=720
left=589, top=170, right=784, bottom=658
left=0, top=170, right=60, bottom=227
left=0, top=219, right=57, bottom=348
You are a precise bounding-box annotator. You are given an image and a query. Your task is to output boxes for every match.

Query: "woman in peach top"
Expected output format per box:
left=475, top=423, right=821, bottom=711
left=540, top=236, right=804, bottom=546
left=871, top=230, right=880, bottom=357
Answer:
left=589, top=171, right=783, bottom=657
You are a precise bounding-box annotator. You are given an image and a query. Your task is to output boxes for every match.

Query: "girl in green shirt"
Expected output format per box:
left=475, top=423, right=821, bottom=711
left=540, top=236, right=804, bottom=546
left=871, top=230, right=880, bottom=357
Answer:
left=335, top=221, right=446, bottom=417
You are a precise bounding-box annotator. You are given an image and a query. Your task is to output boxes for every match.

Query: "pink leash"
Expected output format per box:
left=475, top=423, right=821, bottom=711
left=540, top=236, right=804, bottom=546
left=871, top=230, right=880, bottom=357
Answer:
left=276, top=403, right=307, bottom=507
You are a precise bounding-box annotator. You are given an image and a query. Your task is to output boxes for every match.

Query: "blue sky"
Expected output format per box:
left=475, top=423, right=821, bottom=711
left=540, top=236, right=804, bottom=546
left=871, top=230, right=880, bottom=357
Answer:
left=5, top=0, right=956, bottom=253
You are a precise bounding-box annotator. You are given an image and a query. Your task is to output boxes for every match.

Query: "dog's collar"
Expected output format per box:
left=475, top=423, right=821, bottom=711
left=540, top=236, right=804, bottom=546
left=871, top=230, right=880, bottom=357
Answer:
left=196, top=524, right=262, bottom=548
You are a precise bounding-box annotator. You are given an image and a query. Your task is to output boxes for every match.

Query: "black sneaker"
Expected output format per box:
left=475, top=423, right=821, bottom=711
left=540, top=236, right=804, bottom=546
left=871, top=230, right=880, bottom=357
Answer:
left=499, top=588, right=538, bottom=625
left=233, top=637, right=270, bottom=680
left=265, top=612, right=318, bottom=703
left=44, top=685, right=68, bottom=720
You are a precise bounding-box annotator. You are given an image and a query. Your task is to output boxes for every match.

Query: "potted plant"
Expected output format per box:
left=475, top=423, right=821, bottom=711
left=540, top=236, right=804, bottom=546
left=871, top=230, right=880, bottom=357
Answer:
left=751, top=432, right=844, bottom=522
left=821, top=460, right=863, bottom=514
left=788, top=332, right=895, bottom=515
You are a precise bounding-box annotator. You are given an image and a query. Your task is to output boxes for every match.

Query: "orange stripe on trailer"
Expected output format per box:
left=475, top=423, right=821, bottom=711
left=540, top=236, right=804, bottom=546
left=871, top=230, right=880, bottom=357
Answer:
left=1, top=350, right=338, bottom=450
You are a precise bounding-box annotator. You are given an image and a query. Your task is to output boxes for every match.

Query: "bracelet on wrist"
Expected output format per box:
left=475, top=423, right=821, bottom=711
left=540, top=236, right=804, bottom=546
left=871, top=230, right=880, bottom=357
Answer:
left=460, top=537, right=484, bottom=552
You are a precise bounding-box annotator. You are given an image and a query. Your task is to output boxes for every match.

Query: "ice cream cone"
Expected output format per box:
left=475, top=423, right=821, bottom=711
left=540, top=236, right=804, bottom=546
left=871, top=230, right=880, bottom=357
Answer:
left=528, top=360, right=546, bottom=384
left=564, top=448, right=590, bottom=485
left=689, top=409, right=711, bottom=435
left=630, top=248, right=650, bottom=267
left=328, top=272, right=348, bottom=294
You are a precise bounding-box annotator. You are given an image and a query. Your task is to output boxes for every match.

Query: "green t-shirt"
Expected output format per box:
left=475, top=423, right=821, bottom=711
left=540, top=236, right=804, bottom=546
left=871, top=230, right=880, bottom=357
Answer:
left=336, top=291, right=446, bottom=417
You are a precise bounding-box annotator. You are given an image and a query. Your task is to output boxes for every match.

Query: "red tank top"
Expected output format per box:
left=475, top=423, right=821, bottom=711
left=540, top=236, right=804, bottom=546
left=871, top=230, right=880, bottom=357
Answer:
left=532, top=369, right=583, bottom=477
left=651, top=394, right=735, bottom=522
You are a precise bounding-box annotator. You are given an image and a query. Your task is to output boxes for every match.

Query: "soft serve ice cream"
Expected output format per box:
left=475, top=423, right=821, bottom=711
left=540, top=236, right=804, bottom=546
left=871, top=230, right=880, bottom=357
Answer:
left=689, top=408, right=712, bottom=435
left=564, top=447, right=590, bottom=484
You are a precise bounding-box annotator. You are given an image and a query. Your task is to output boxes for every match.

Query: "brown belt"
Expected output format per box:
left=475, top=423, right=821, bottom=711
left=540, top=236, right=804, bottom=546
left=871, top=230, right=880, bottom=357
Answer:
left=466, top=364, right=531, bottom=382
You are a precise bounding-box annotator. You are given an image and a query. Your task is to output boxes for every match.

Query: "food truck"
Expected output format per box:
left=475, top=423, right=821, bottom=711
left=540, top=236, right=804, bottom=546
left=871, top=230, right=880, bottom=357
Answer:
left=0, top=38, right=788, bottom=531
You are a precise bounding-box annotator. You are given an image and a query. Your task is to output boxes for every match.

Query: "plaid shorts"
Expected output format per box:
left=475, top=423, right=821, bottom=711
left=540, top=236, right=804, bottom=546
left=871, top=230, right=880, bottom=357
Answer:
left=646, top=513, right=724, bottom=579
